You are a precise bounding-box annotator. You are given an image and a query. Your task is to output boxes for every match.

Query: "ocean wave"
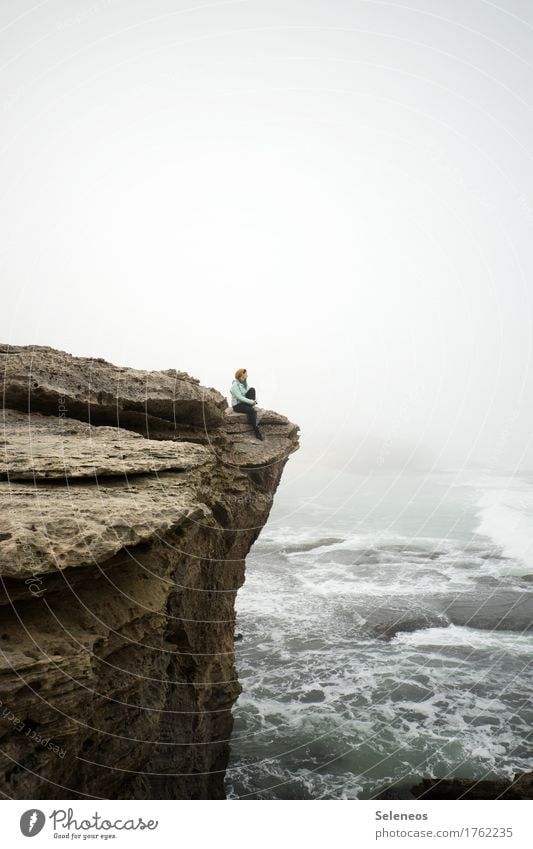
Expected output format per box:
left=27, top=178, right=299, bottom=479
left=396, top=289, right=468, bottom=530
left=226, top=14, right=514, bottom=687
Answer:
left=474, top=485, right=533, bottom=572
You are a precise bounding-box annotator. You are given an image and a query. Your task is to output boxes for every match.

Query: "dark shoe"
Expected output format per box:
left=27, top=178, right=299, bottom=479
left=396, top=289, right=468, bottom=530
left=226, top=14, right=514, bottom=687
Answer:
left=254, top=426, right=264, bottom=441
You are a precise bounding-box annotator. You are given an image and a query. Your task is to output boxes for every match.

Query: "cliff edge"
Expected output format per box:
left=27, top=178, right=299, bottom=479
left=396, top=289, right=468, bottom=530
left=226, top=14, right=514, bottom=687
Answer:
left=0, top=344, right=299, bottom=799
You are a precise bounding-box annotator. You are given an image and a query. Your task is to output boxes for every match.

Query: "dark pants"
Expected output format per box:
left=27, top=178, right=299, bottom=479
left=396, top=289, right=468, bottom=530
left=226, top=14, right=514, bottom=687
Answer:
left=233, top=387, right=257, bottom=428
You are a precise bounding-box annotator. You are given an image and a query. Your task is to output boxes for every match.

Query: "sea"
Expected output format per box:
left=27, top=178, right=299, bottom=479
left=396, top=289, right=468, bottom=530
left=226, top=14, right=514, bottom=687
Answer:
left=225, top=463, right=533, bottom=799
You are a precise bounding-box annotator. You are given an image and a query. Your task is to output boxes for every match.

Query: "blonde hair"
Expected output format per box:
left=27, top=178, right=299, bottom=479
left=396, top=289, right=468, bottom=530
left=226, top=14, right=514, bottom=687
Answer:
left=234, top=367, right=247, bottom=379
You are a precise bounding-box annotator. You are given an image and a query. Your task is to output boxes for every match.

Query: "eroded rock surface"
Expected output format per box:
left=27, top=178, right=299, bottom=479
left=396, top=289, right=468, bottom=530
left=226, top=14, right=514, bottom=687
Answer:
left=0, top=344, right=299, bottom=799
left=0, top=408, right=210, bottom=480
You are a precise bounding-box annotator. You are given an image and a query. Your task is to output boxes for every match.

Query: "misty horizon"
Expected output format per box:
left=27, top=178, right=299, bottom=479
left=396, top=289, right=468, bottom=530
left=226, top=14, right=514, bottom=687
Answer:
left=2, top=0, right=533, bottom=473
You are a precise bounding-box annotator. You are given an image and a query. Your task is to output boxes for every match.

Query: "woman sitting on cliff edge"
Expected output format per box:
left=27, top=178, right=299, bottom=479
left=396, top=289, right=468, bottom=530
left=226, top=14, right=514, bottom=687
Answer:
left=230, top=368, right=264, bottom=441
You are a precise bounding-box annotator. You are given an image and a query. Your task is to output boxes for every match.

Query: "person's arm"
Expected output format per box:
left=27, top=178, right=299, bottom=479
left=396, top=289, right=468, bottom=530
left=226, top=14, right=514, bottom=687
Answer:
left=232, top=381, right=254, bottom=405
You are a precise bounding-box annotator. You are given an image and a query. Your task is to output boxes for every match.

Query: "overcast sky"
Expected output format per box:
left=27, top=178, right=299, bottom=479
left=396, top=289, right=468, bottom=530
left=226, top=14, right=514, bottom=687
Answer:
left=2, top=0, right=533, bottom=473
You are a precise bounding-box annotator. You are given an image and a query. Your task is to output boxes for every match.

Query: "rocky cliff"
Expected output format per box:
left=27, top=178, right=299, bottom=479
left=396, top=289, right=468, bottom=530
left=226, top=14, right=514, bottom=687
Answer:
left=0, top=344, right=299, bottom=799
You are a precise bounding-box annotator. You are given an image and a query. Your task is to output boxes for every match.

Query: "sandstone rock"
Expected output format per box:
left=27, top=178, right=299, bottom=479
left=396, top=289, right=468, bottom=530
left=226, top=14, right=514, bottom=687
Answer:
left=0, top=408, right=211, bottom=480
left=0, top=344, right=300, bottom=800
left=223, top=407, right=300, bottom=467
left=0, top=473, right=210, bottom=578
left=0, top=343, right=227, bottom=432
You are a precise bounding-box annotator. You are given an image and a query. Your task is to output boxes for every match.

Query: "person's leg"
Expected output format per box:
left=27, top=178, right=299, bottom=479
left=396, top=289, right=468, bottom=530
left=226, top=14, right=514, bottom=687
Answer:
left=243, top=387, right=264, bottom=438
left=233, top=393, right=263, bottom=439
left=232, top=401, right=257, bottom=428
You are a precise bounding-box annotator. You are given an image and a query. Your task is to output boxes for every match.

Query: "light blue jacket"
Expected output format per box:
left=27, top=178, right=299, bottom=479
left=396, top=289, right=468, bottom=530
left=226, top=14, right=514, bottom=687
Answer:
left=230, top=378, right=254, bottom=407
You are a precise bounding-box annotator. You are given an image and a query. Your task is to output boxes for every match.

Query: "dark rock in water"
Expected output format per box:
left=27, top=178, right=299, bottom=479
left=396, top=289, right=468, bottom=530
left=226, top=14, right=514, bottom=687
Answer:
left=408, top=771, right=533, bottom=800
left=479, top=552, right=509, bottom=560
left=234, top=633, right=243, bottom=642
left=299, top=689, right=326, bottom=703
left=520, top=575, right=533, bottom=584
left=447, top=591, right=533, bottom=632
left=317, top=547, right=381, bottom=565
left=316, top=544, right=447, bottom=566
left=470, top=715, right=497, bottom=727
left=476, top=575, right=504, bottom=586
left=377, top=771, right=533, bottom=800
left=464, top=544, right=508, bottom=560
left=364, top=606, right=449, bottom=641
left=389, top=683, right=433, bottom=703
left=380, top=544, right=447, bottom=560
left=283, top=537, right=343, bottom=554
left=375, top=784, right=417, bottom=800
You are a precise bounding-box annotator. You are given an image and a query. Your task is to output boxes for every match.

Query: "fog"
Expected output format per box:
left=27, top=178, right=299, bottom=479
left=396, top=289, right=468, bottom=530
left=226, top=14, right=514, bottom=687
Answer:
left=2, top=0, right=533, bottom=473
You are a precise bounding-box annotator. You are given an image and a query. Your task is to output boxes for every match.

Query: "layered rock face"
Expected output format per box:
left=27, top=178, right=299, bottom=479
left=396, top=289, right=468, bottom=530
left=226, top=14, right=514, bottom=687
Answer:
left=0, top=344, right=299, bottom=799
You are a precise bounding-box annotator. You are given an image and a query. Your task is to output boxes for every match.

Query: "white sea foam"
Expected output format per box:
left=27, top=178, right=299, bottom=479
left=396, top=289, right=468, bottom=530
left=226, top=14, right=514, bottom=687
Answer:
left=229, top=472, right=533, bottom=799
left=474, top=482, right=533, bottom=573
left=393, top=623, right=533, bottom=653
